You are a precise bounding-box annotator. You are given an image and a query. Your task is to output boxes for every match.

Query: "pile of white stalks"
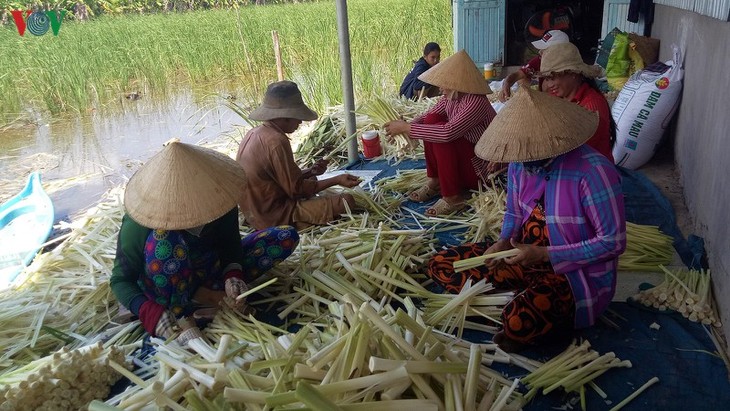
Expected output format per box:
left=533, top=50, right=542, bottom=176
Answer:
left=294, top=96, right=437, bottom=168
left=0, top=155, right=688, bottom=410
left=631, top=266, right=722, bottom=327
left=100, top=301, right=529, bottom=411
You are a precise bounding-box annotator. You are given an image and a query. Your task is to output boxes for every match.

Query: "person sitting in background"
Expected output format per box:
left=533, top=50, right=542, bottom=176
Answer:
left=111, top=140, right=298, bottom=341
left=385, top=50, right=497, bottom=216
left=399, top=42, right=441, bottom=100
left=427, top=86, right=626, bottom=352
left=538, top=42, right=615, bottom=162
left=236, top=81, right=361, bottom=231
left=497, top=29, right=570, bottom=102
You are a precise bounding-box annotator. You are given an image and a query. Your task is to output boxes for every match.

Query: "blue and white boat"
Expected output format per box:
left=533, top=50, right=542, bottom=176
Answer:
left=0, top=172, right=55, bottom=288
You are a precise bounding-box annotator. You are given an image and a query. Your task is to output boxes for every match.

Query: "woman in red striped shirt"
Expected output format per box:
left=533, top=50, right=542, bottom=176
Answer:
left=385, top=50, right=497, bottom=216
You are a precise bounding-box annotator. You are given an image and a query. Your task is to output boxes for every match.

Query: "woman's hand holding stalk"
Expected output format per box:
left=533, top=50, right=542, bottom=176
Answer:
left=504, top=239, right=550, bottom=267
left=483, top=239, right=513, bottom=268
left=383, top=120, right=412, bottom=139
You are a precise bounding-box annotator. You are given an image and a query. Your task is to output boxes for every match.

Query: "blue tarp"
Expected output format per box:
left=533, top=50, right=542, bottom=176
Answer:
left=347, top=157, right=729, bottom=410
left=117, top=157, right=727, bottom=410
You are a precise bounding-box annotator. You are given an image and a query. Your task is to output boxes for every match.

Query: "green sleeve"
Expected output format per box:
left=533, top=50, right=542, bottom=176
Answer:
left=110, top=214, right=151, bottom=315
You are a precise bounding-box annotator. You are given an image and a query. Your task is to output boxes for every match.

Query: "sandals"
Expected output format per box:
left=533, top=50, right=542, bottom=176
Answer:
left=409, top=185, right=439, bottom=202
left=425, top=198, right=466, bottom=217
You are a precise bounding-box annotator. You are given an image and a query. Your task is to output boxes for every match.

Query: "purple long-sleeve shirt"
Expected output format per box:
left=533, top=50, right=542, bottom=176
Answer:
left=501, top=145, right=626, bottom=328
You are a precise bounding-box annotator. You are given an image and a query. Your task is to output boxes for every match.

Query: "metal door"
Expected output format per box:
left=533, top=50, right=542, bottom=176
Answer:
left=453, top=0, right=506, bottom=66
left=601, top=0, right=646, bottom=37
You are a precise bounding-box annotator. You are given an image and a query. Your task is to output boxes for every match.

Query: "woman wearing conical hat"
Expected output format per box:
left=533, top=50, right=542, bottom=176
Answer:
left=538, top=42, right=615, bottom=162
left=384, top=49, right=497, bottom=216
left=426, top=87, right=626, bottom=352
left=111, top=141, right=299, bottom=342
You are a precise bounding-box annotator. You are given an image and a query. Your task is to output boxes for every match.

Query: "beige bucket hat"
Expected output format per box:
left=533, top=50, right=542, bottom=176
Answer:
left=124, top=139, right=248, bottom=230
left=418, top=49, right=492, bottom=95
left=474, top=86, right=598, bottom=162
left=537, top=42, right=603, bottom=78
left=249, top=80, right=318, bottom=121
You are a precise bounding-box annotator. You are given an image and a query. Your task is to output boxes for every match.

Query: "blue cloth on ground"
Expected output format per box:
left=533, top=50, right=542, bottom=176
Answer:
left=348, top=158, right=728, bottom=410
left=456, top=302, right=730, bottom=410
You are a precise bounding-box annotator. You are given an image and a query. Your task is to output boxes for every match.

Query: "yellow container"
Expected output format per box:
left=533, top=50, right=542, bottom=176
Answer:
left=483, top=63, right=496, bottom=80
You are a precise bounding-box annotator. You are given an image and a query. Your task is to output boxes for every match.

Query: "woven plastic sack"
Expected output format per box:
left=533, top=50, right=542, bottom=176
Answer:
left=612, top=45, right=684, bottom=169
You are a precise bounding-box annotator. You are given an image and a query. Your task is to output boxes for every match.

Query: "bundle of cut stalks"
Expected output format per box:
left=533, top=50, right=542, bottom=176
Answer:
left=631, top=266, right=721, bottom=327
left=356, top=97, right=420, bottom=155
left=420, top=279, right=513, bottom=338
left=522, top=340, right=633, bottom=405
left=0, top=342, right=129, bottom=411
left=373, top=169, right=430, bottom=204
left=295, top=112, right=349, bottom=167
left=619, top=223, right=674, bottom=271
left=295, top=97, right=437, bottom=168
left=452, top=249, right=520, bottom=273
left=105, top=299, right=526, bottom=411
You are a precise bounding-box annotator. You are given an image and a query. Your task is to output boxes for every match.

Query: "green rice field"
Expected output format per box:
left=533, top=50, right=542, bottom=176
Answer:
left=0, top=0, right=451, bottom=123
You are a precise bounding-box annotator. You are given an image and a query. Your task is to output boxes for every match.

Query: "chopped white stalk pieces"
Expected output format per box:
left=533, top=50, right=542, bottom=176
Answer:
left=103, top=302, right=525, bottom=410
left=631, top=266, right=721, bottom=327
left=0, top=343, right=128, bottom=410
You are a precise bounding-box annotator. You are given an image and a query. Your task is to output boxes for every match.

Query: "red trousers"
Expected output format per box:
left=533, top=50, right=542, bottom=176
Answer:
left=424, top=138, right=479, bottom=197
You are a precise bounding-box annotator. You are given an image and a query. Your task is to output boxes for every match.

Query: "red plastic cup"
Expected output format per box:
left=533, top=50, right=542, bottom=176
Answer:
left=361, top=131, right=382, bottom=159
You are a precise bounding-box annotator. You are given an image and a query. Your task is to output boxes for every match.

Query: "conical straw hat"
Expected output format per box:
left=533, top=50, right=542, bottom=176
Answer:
left=124, top=139, right=248, bottom=230
left=474, top=86, right=598, bottom=162
left=418, top=49, right=492, bottom=95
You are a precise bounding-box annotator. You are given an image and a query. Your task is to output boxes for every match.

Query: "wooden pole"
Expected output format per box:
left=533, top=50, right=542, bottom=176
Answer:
left=272, top=30, right=285, bottom=81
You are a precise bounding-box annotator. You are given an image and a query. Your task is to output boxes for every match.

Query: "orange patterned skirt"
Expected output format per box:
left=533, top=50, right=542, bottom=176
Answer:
left=426, top=199, right=576, bottom=345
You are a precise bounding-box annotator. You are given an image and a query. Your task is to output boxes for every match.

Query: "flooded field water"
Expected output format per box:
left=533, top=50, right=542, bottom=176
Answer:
left=0, top=90, right=245, bottom=222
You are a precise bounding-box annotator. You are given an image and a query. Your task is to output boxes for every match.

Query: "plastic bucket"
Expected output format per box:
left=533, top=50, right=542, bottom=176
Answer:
left=361, top=131, right=382, bottom=159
